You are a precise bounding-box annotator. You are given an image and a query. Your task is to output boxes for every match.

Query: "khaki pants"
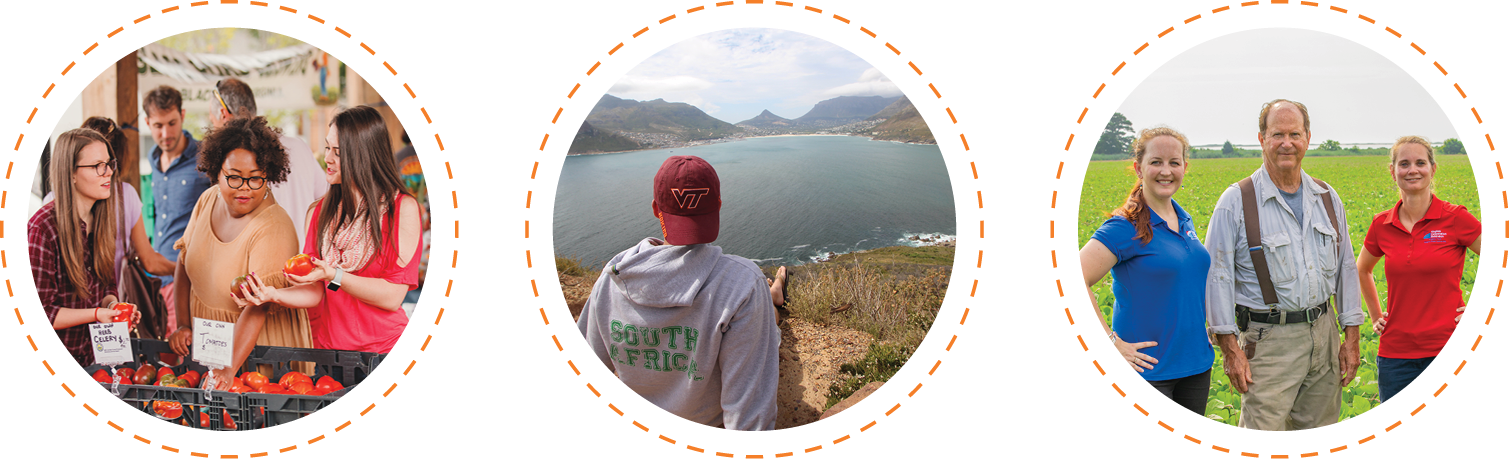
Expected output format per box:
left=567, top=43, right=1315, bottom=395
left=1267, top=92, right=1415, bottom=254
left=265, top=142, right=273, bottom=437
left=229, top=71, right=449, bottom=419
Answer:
left=1236, top=318, right=1342, bottom=431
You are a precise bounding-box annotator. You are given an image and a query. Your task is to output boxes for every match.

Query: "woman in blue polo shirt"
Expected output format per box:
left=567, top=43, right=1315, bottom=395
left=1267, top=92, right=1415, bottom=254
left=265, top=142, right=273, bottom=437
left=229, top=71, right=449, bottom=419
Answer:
left=1079, top=126, right=1214, bottom=415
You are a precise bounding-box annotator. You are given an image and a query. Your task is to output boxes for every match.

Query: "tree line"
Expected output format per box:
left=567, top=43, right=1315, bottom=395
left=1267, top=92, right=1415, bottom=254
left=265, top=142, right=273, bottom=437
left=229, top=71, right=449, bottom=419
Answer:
left=1093, top=112, right=1467, bottom=160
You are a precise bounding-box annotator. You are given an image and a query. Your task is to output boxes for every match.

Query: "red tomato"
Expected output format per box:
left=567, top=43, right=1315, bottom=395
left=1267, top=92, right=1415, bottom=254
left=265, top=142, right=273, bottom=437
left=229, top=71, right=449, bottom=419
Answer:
left=314, top=375, right=344, bottom=393
left=223, top=409, right=237, bottom=430
left=257, top=383, right=287, bottom=394
left=111, top=303, right=135, bottom=324
left=284, top=254, right=314, bottom=277
left=279, top=371, right=312, bottom=388
left=241, top=371, right=269, bottom=390
left=288, top=383, right=314, bottom=395
left=228, top=383, right=254, bottom=393
left=178, top=370, right=201, bottom=389
left=114, top=366, right=135, bottom=383
left=199, top=408, right=212, bottom=429
left=92, top=369, right=111, bottom=383
left=230, top=275, right=249, bottom=299
left=152, top=401, right=183, bottom=419
left=307, top=388, right=330, bottom=397
left=134, top=364, right=156, bottom=385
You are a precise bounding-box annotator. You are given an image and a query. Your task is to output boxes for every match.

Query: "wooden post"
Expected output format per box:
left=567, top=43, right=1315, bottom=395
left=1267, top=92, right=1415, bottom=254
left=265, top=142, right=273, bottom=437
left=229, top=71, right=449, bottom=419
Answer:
left=115, top=51, right=141, bottom=197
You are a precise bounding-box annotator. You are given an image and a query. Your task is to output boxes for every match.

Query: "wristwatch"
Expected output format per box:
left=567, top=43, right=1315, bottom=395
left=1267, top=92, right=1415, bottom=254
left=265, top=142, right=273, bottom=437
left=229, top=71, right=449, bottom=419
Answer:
left=327, top=268, right=344, bottom=292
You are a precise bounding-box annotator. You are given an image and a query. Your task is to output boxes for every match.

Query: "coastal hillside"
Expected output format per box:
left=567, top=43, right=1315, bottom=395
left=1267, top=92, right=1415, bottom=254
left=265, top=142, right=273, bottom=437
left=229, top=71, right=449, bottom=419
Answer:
left=867, top=98, right=936, bottom=144
left=566, top=121, right=648, bottom=154
left=558, top=243, right=952, bottom=428
left=736, top=109, right=796, bottom=129
left=793, top=95, right=901, bottom=127
left=582, top=95, right=743, bottom=141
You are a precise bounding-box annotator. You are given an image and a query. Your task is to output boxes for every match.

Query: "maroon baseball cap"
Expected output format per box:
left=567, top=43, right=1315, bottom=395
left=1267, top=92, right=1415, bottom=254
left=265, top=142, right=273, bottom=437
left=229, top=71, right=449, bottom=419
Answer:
left=652, top=155, right=721, bottom=245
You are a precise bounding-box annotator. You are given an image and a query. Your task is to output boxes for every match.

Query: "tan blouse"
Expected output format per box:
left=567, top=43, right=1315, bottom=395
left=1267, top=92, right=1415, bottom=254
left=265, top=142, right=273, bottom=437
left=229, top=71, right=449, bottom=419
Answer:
left=176, top=188, right=313, bottom=362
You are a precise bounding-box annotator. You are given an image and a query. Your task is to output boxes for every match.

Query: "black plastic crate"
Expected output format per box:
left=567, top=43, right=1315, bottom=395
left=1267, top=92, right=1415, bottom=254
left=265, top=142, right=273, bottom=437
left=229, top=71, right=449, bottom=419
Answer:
left=84, top=372, right=248, bottom=431
left=243, top=345, right=383, bottom=388
left=85, top=339, right=385, bottom=430
left=241, top=389, right=351, bottom=429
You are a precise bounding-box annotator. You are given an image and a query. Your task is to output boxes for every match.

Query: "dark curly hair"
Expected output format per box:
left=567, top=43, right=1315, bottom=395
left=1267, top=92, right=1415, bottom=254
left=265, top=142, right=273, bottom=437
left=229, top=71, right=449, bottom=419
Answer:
left=198, top=116, right=290, bottom=184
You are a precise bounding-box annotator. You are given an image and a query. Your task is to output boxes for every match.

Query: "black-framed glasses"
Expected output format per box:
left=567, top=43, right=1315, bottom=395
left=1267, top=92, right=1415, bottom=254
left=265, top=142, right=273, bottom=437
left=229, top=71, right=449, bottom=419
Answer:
left=75, top=161, right=116, bottom=177
left=224, top=174, right=267, bottom=190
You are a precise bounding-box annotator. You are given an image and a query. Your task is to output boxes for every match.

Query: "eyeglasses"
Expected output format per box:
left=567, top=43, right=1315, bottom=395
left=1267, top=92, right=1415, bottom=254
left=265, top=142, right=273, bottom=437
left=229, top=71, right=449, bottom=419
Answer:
left=75, top=160, right=117, bottom=177
left=224, top=174, right=267, bottom=190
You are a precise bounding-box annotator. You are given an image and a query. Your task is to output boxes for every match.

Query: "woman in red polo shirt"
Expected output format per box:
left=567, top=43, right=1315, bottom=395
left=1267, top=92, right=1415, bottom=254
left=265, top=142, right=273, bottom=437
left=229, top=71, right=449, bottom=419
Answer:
left=1358, top=135, right=1481, bottom=402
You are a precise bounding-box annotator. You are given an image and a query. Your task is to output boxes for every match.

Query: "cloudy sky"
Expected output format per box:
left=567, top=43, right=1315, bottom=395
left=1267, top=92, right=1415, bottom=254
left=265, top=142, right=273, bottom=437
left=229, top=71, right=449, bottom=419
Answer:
left=1117, top=28, right=1457, bottom=147
left=608, top=28, right=901, bottom=124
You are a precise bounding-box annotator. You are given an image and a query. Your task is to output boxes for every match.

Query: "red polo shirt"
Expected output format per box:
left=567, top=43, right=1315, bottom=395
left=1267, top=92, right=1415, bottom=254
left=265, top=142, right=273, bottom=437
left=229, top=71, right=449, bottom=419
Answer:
left=1363, top=196, right=1481, bottom=359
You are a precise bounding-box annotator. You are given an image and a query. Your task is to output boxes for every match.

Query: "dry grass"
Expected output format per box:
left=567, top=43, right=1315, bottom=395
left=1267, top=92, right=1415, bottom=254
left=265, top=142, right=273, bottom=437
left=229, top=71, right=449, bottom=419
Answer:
left=779, top=248, right=950, bottom=351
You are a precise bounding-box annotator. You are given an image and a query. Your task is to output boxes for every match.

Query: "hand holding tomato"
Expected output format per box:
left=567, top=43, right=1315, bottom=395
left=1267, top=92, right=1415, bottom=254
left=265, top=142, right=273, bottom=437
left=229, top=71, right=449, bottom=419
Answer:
left=284, top=256, right=334, bottom=285
left=230, top=274, right=276, bottom=309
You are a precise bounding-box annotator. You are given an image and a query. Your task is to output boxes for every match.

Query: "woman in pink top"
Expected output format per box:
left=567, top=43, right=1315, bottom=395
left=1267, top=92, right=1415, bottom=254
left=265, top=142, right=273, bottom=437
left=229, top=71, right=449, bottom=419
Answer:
left=239, top=106, right=421, bottom=353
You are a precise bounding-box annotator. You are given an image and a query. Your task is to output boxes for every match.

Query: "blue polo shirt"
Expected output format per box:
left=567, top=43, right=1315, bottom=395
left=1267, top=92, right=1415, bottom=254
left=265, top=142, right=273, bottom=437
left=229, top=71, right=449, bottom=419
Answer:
left=149, top=130, right=212, bottom=284
left=1091, top=199, right=1214, bottom=381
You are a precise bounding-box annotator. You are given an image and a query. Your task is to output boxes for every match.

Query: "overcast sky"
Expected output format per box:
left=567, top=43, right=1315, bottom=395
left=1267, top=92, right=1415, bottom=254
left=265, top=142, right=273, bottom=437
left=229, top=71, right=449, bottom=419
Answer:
left=1116, top=28, right=1457, bottom=147
left=608, top=28, right=901, bottom=124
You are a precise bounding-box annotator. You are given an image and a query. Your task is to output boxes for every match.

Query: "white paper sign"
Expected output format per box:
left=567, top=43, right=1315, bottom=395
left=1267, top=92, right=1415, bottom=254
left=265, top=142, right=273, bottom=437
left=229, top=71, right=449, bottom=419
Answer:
left=89, top=322, right=132, bottom=365
left=192, top=318, right=235, bottom=369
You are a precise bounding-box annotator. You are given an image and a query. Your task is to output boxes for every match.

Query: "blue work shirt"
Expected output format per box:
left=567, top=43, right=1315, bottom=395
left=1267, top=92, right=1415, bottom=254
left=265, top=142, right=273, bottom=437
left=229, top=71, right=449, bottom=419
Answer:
left=1091, top=199, right=1214, bottom=382
left=149, top=130, right=212, bottom=284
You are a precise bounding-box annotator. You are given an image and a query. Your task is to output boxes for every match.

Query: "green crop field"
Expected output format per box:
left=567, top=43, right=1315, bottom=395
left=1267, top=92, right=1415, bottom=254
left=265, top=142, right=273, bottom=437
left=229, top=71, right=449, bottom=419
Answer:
left=1076, top=155, right=1481, bottom=425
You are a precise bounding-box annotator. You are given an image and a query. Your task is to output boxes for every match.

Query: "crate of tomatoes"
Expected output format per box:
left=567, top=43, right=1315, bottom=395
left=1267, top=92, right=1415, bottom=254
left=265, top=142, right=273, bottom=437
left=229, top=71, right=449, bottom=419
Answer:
left=86, top=338, right=384, bottom=430
left=84, top=359, right=244, bottom=430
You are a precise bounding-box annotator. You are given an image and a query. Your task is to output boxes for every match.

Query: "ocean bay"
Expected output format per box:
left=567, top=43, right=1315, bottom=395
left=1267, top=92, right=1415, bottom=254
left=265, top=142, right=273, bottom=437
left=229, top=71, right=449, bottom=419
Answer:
left=553, top=135, right=956, bottom=268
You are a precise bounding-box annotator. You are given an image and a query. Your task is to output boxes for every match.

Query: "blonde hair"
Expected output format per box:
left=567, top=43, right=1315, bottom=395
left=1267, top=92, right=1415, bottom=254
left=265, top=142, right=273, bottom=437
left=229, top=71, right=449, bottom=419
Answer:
left=1388, top=135, right=1436, bottom=196
left=1113, top=127, right=1191, bottom=244
left=49, top=129, right=118, bottom=298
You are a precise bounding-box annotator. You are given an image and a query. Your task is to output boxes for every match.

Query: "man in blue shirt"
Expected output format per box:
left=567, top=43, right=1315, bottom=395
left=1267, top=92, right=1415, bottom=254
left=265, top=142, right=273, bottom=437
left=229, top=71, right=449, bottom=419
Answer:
left=143, top=85, right=212, bottom=290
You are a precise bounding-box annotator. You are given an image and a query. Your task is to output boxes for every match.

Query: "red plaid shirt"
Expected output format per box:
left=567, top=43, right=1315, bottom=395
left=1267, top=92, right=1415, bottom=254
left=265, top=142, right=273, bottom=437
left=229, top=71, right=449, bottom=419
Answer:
left=29, top=202, right=116, bottom=366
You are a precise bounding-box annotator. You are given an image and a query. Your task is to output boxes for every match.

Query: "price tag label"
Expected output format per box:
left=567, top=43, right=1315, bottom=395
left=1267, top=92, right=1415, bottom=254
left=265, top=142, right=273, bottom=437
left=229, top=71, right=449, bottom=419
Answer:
left=89, top=322, right=132, bottom=365
left=192, top=318, right=234, bottom=368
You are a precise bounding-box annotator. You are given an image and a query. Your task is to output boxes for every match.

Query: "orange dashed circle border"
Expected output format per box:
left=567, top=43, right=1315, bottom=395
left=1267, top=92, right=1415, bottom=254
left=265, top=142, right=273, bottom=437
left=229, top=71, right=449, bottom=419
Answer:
left=1055, top=2, right=1497, bottom=457
left=530, top=1, right=979, bottom=457
left=7, top=2, right=452, bottom=456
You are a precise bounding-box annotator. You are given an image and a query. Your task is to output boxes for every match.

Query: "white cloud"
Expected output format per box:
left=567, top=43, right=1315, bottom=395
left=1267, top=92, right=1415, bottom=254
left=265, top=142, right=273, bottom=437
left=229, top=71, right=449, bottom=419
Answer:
left=613, top=28, right=887, bottom=123
left=608, top=75, right=713, bottom=95
left=822, top=68, right=902, bottom=98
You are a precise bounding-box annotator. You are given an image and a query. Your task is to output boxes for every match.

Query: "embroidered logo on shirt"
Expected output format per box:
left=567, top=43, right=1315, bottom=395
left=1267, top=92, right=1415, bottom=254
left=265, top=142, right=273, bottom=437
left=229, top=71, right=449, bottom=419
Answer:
left=1423, top=230, right=1449, bottom=244
left=1186, top=229, right=1198, bottom=241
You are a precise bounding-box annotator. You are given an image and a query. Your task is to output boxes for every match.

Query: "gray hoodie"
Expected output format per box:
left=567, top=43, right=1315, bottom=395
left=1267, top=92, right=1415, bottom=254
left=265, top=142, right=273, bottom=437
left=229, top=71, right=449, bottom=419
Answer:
left=576, top=238, right=780, bottom=430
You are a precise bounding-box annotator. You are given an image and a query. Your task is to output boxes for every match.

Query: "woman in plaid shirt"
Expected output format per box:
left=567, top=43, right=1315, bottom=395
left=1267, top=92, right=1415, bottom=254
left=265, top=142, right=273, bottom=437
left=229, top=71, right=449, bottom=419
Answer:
left=29, top=129, right=133, bottom=366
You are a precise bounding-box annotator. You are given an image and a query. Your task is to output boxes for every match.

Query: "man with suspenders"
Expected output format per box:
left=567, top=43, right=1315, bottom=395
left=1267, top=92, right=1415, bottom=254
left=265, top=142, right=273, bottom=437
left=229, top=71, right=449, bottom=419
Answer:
left=1204, top=99, right=1365, bottom=430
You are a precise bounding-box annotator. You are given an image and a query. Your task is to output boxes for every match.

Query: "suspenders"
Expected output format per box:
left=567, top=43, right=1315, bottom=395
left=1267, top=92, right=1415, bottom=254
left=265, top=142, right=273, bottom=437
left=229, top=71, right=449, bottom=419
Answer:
left=1236, top=176, right=1340, bottom=308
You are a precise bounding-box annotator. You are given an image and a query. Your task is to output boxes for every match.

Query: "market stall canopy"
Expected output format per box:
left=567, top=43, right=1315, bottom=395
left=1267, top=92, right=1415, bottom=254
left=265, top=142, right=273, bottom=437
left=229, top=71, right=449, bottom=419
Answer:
left=137, top=43, right=330, bottom=112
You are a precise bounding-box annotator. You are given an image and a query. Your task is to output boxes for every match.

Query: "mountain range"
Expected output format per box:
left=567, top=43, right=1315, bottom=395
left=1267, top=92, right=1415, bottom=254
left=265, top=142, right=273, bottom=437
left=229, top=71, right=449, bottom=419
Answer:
left=568, top=94, right=935, bottom=154
left=581, top=95, right=742, bottom=140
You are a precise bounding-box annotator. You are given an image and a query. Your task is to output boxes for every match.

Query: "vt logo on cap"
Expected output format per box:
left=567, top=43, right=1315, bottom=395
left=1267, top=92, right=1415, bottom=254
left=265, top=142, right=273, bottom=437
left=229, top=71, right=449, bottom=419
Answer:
left=672, top=188, right=711, bottom=209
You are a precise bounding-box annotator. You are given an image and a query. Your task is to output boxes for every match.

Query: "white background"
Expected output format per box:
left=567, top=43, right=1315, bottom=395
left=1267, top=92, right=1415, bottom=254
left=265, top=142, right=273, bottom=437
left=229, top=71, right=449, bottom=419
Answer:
left=0, top=0, right=1503, bottom=457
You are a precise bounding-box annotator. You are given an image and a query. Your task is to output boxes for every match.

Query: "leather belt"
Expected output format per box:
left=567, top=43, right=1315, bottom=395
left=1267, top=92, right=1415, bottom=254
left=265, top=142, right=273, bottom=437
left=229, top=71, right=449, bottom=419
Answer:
left=1240, top=302, right=1328, bottom=325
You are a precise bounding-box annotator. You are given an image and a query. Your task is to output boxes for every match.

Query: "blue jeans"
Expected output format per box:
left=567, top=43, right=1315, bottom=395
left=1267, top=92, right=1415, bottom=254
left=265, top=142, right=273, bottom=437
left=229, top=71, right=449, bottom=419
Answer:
left=1377, top=356, right=1435, bottom=402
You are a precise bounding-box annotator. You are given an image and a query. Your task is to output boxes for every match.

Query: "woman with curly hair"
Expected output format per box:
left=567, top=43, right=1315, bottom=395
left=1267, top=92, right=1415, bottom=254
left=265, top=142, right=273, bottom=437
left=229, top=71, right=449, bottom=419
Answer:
left=164, top=116, right=309, bottom=388
left=238, top=105, right=420, bottom=354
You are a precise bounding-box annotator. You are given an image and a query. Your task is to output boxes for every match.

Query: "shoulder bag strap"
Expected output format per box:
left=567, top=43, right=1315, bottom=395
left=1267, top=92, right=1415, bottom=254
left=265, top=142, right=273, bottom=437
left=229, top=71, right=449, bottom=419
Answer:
left=1239, top=177, right=1280, bottom=307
